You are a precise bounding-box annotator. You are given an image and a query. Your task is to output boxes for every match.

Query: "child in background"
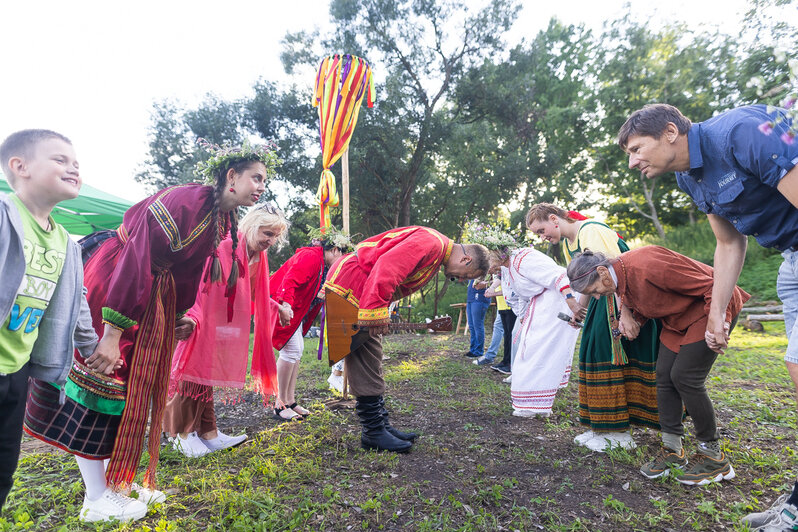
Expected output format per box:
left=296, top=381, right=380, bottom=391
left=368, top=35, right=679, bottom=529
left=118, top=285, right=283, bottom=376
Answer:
left=0, top=130, right=98, bottom=511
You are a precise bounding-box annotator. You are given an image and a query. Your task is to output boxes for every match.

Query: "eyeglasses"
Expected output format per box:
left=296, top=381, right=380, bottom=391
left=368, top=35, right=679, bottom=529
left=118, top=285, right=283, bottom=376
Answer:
left=256, top=202, right=282, bottom=216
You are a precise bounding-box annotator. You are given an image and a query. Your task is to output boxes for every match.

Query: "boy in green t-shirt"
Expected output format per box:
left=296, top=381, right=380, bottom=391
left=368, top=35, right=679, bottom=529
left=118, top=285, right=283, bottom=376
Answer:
left=0, top=130, right=99, bottom=512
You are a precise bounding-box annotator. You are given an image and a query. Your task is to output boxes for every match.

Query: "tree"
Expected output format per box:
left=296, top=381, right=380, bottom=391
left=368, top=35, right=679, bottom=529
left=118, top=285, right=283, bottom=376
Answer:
left=590, top=15, right=741, bottom=238
left=282, top=0, right=520, bottom=229
left=452, top=19, right=595, bottom=231
left=136, top=96, right=245, bottom=192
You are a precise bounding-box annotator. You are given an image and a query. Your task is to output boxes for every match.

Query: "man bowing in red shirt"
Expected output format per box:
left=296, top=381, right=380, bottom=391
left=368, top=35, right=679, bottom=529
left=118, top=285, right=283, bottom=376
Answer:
left=325, top=226, right=489, bottom=452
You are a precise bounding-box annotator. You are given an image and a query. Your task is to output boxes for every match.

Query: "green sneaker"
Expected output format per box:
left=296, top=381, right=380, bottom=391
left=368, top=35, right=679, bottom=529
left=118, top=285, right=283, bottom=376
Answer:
left=677, top=451, right=735, bottom=486
left=640, top=446, right=687, bottom=479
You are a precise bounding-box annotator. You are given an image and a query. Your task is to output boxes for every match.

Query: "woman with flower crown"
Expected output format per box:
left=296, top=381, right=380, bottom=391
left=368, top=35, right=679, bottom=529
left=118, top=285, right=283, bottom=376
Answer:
left=526, top=203, right=660, bottom=453
left=164, top=204, right=290, bottom=456
left=269, top=226, right=354, bottom=421
left=465, top=221, right=583, bottom=418
left=23, top=139, right=277, bottom=523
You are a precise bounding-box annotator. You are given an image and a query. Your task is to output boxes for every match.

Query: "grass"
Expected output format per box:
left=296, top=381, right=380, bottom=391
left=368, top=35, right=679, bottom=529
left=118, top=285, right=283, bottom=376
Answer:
left=3, top=322, right=797, bottom=531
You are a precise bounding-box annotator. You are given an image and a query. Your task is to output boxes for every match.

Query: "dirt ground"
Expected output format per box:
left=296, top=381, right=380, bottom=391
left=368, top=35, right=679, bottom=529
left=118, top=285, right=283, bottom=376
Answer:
left=16, top=329, right=796, bottom=531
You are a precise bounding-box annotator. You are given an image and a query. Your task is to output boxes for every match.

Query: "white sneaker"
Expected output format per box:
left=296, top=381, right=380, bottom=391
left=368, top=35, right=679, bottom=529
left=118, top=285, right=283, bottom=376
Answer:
left=172, top=432, right=212, bottom=458
left=512, top=409, right=550, bottom=418
left=130, top=482, right=166, bottom=505
left=760, top=503, right=798, bottom=531
left=574, top=430, right=595, bottom=445
left=584, top=432, right=637, bottom=452
left=502, top=375, right=512, bottom=384
left=742, top=494, right=789, bottom=529
left=202, top=430, right=248, bottom=452
left=327, top=372, right=344, bottom=392
left=79, top=488, right=148, bottom=522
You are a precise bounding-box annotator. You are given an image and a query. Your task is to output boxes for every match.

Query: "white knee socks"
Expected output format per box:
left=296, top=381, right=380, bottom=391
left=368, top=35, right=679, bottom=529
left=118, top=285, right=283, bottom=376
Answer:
left=75, top=456, right=108, bottom=501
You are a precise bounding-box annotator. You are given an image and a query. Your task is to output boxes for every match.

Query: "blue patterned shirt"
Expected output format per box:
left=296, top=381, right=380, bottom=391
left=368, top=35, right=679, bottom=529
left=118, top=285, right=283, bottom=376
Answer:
left=676, top=104, right=798, bottom=250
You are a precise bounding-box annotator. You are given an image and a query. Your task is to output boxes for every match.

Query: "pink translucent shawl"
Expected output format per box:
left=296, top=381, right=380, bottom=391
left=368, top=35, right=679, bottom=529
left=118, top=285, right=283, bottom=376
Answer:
left=168, top=233, right=279, bottom=403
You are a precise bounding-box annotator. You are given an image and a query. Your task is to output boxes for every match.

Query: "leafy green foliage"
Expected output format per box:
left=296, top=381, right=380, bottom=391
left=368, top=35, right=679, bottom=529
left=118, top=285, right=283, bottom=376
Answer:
left=634, top=220, right=782, bottom=301
left=134, top=0, right=795, bottom=305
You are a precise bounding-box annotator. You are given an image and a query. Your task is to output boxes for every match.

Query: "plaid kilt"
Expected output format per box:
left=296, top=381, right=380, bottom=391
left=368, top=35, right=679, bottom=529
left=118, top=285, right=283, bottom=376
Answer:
left=24, top=378, right=119, bottom=459
left=77, top=230, right=117, bottom=265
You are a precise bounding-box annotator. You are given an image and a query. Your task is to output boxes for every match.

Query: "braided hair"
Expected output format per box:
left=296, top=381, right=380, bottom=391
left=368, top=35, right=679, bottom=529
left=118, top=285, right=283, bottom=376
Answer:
left=209, top=159, right=258, bottom=287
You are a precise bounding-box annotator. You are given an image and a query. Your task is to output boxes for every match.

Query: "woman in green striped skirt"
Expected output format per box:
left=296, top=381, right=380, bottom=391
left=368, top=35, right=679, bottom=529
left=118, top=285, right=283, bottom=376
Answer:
left=526, top=203, right=660, bottom=452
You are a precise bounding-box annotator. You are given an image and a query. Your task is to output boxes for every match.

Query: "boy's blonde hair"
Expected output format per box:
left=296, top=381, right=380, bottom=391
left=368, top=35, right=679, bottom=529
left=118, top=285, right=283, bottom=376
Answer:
left=240, top=204, right=290, bottom=251
left=0, top=129, right=72, bottom=188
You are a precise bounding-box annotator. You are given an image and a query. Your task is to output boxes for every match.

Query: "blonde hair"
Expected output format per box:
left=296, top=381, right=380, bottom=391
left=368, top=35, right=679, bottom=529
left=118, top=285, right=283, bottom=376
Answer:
left=240, top=206, right=290, bottom=251
left=0, top=129, right=72, bottom=188
left=525, top=202, right=578, bottom=227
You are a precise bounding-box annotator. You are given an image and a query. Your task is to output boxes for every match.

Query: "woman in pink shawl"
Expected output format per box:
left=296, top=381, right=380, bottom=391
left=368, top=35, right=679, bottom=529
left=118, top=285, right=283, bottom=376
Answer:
left=163, top=204, right=291, bottom=457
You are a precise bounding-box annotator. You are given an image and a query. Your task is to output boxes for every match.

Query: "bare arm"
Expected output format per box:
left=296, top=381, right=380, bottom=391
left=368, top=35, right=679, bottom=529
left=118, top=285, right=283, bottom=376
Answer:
left=484, top=278, right=501, bottom=298
left=562, top=288, right=587, bottom=322
left=776, top=165, right=798, bottom=209
left=706, top=214, right=747, bottom=352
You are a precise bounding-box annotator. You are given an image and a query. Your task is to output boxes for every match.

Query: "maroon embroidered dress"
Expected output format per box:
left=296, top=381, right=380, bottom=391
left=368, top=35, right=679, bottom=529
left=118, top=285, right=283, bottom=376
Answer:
left=25, top=184, right=225, bottom=489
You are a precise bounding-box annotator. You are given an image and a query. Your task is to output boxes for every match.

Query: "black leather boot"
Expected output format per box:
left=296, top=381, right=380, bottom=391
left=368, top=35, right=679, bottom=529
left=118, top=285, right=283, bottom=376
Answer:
left=356, top=396, right=412, bottom=453
left=379, top=396, right=418, bottom=441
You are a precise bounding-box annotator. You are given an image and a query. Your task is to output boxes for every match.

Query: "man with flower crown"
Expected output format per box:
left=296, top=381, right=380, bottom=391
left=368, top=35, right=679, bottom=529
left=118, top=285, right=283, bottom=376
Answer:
left=324, top=226, right=489, bottom=452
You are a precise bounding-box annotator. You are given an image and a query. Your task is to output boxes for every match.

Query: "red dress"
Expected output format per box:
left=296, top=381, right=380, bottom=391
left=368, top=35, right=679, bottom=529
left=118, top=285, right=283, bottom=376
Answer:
left=325, top=226, right=453, bottom=325
left=271, top=246, right=326, bottom=350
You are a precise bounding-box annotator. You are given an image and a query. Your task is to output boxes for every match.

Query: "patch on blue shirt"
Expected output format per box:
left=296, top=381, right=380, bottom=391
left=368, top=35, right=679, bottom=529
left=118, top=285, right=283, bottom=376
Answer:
left=717, top=172, right=737, bottom=188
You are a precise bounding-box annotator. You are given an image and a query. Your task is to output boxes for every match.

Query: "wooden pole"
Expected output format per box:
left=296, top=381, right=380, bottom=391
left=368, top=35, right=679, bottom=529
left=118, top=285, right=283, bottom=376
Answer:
left=434, top=272, right=439, bottom=317
left=342, top=148, right=350, bottom=234
left=342, top=360, right=349, bottom=399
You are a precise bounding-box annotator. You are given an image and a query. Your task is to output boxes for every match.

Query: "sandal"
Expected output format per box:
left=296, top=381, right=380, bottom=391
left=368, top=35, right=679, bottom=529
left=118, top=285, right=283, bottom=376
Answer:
left=273, top=406, right=303, bottom=422
left=289, top=402, right=310, bottom=416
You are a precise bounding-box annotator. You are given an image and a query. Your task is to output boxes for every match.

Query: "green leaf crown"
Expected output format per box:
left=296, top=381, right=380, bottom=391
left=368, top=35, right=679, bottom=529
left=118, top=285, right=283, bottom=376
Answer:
left=195, top=138, right=281, bottom=184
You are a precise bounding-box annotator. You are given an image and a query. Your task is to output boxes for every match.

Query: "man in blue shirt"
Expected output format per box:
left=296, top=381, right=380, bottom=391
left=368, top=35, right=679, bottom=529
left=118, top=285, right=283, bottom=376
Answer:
left=464, top=279, right=490, bottom=359
left=618, top=103, right=798, bottom=527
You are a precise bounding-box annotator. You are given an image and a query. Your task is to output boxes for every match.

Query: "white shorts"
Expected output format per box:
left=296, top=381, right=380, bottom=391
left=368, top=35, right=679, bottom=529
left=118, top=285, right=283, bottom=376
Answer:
left=278, top=326, right=304, bottom=364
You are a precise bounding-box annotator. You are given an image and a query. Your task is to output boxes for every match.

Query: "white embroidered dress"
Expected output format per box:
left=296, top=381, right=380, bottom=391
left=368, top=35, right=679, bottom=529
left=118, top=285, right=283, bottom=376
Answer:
left=506, top=248, right=579, bottom=416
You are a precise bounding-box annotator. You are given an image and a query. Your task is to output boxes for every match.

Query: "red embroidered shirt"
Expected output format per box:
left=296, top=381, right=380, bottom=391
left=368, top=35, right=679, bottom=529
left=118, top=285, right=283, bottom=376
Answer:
left=325, top=226, right=453, bottom=326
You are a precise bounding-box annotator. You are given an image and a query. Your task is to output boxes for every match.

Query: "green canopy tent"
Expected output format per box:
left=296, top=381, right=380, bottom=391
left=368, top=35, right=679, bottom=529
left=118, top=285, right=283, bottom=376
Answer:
left=0, top=178, right=134, bottom=236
